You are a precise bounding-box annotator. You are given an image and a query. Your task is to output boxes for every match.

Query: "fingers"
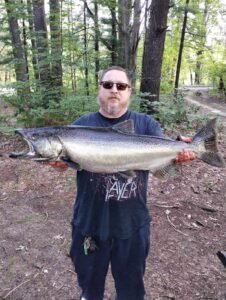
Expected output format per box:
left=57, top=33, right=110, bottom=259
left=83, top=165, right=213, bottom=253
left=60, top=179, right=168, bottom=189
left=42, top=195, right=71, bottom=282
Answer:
left=176, top=149, right=196, bottom=163
left=46, top=161, right=69, bottom=170
left=178, top=135, right=193, bottom=143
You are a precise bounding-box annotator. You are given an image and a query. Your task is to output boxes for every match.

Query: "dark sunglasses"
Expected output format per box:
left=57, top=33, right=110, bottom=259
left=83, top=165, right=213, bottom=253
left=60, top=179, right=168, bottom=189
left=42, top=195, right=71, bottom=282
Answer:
left=100, top=81, right=131, bottom=91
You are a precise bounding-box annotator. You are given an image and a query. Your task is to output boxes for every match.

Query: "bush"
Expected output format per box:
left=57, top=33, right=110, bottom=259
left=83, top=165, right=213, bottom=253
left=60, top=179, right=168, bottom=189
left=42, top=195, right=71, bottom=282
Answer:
left=151, top=91, right=213, bottom=133
left=152, top=91, right=188, bottom=128
left=16, top=95, right=99, bottom=127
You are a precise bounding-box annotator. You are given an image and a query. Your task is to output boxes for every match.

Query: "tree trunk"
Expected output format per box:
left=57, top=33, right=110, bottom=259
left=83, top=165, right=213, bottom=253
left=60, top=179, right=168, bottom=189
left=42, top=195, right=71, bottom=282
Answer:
left=4, top=0, right=30, bottom=98
left=174, top=0, right=190, bottom=91
left=21, top=0, right=29, bottom=80
left=194, top=0, right=208, bottom=85
left=32, top=0, right=51, bottom=107
left=84, top=0, right=89, bottom=96
left=49, top=0, right=63, bottom=86
left=111, top=5, right=117, bottom=65
left=68, top=0, right=76, bottom=91
left=140, top=0, right=170, bottom=114
left=85, top=0, right=118, bottom=67
left=49, top=0, right=63, bottom=101
left=27, top=0, right=39, bottom=80
left=117, top=0, right=141, bottom=80
left=118, top=0, right=131, bottom=69
left=195, top=50, right=202, bottom=85
left=94, top=0, right=99, bottom=87
left=32, top=0, right=51, bottom=84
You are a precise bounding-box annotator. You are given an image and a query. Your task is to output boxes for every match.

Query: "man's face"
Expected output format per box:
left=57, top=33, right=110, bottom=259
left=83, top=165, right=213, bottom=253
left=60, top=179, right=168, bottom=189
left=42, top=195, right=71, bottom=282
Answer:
left=97, top=70, right=132, bottom=118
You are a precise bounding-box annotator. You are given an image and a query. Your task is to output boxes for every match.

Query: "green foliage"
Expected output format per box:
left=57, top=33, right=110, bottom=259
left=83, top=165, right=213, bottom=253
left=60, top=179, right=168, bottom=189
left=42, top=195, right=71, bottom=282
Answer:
left=152, top=91, right=209, bottom=129
left=12, top=94, right=99, bottom=127
left=4, top=90, right=145, bottom=127
left=152, top=91, right=187, bottom=128
left=0, top=0, right=226, bottom=126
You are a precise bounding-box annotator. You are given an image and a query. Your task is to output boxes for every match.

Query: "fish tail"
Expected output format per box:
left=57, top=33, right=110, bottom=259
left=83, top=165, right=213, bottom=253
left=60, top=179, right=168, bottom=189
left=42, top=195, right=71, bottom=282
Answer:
left=192, top=118, right=225, bottom=168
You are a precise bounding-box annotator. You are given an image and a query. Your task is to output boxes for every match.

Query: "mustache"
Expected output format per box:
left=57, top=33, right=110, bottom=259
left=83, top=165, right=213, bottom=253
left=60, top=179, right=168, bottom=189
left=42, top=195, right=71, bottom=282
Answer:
left=108, top=96, right=120, bottom=100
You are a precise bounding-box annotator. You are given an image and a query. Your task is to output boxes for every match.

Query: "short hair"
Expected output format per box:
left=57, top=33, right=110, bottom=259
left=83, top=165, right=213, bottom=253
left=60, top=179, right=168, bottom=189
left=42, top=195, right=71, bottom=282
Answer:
left=99, top=66, right=131, bottom=84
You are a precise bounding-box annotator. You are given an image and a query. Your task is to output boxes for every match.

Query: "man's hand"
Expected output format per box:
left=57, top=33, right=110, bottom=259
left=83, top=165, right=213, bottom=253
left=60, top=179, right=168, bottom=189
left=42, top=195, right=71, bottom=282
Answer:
left=176, top=149, right=196, bottom=163
left=175, top=135, right=195, bottom=163
left=46, top=161, right=69, bottom=171
left=177, top=135, right=193, bottom=143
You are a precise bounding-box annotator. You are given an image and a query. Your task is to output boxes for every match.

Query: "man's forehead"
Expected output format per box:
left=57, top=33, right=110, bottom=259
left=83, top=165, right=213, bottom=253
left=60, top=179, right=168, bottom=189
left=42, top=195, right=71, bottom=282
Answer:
left=102, top=70, right=129, bottom=82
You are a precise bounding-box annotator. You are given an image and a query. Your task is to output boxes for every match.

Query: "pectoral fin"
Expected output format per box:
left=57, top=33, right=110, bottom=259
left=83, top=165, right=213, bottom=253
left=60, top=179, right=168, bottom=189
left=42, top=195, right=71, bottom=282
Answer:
left=153, top=164, right=177, bottom=179
left=61, top=158, right=82, bottom=170
left=118, top=170, right=137, bottom=178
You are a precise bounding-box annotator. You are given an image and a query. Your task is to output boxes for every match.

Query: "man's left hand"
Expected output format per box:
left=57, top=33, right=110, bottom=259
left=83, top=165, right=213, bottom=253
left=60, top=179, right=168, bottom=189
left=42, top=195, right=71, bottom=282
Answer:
left=176, top=149, right=196, bottom=163
left=176, top=135, right=195, bottom=163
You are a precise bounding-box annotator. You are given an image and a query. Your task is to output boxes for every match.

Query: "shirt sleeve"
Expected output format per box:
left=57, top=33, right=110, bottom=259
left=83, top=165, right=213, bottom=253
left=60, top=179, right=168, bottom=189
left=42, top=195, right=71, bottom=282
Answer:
left=72, top=116, right=86, bottom=126
left=145, top=116, right=164, bottom=138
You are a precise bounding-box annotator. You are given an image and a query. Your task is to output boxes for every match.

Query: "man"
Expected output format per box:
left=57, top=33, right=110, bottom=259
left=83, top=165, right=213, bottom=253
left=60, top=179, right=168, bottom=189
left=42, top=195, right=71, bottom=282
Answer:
left=67, top=66, right=195, bottom=300
left=65, top=66, right=194, bottom=300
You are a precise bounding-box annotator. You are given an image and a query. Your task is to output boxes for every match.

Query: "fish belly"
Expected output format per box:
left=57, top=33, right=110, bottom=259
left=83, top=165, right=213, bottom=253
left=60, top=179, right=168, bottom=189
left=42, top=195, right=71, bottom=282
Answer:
left=63, top=137, right=181, bottom=173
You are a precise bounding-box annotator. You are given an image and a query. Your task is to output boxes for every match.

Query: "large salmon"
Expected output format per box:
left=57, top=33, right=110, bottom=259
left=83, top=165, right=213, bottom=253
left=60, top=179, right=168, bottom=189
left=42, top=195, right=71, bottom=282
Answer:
left=10, top=118, right=225, bottom=177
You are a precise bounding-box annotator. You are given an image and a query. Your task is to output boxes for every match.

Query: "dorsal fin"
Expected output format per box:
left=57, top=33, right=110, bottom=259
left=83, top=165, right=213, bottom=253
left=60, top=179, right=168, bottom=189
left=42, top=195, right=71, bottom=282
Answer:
left=112, top=119, right=135, bottom=134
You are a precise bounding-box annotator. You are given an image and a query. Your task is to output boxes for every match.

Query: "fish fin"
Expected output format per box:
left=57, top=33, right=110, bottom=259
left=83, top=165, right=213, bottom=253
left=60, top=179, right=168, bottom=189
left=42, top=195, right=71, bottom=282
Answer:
left=33, top=157, right=54, bottom=161
left=199, top=152, right=225, bottom=168
left=192, top=118, right=218, bottom=151
left=112, top=119, right=135, bottom=134
left=192, top=118, right=225, bottom=168
left=118, top=170, right=136, bottom=178
left=61, top=158, right=82, bottom=170
left=153, top=164, right=177, bottom=179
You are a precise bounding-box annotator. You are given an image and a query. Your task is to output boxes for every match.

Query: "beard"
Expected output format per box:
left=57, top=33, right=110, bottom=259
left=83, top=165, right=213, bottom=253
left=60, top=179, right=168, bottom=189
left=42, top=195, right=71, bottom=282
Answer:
left=97, top=96, right=129, bottom=117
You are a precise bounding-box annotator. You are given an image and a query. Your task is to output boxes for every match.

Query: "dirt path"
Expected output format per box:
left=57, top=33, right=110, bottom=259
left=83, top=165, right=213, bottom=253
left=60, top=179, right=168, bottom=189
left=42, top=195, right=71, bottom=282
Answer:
left=184, top=87, right=226, bottom=132
left=0, top=92, right=226, bottom=300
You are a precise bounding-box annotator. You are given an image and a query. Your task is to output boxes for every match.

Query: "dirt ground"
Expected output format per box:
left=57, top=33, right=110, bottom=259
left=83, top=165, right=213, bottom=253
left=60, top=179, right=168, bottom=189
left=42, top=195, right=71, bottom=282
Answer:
left=0, top=90, right=226, bottom=300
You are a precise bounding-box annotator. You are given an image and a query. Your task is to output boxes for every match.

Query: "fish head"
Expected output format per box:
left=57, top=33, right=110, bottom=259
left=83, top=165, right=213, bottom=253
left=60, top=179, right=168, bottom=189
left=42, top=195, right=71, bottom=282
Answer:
left=10, top=128, right=63, bottom=161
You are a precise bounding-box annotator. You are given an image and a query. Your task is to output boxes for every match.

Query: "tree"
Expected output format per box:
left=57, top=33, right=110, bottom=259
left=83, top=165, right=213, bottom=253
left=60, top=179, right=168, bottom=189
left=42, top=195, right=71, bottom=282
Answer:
left=140, top=0, right=170, bottom=114
left=117, top=0, right=141, bottom=79
left=94, top=0, right=99, bottom=86
left=4, top=0, right=30, bottom=97
left=83, top=0, right=89, bottom=95
left=192, top=0, right=219, bottom=85
left=27, top=0, right=39, bottom=80
left=49, top=0, right=63, bottom=95
left=32, top=0, right=51, bottom=106
left=85, top=0, right=141, bottom=79
left=174, top=0, right=189, bottom=91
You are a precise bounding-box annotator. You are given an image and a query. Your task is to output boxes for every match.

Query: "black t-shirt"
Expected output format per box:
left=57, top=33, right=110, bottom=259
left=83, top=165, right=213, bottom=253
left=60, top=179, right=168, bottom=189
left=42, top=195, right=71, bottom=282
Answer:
left=71, top=110, right=164, bottom=240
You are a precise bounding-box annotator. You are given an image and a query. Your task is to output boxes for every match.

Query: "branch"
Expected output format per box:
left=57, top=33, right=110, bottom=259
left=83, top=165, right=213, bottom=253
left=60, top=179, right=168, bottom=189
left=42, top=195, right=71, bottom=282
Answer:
left=3, top=273, right=40, bottom=299
left=186, top=31, right=206, bottom=38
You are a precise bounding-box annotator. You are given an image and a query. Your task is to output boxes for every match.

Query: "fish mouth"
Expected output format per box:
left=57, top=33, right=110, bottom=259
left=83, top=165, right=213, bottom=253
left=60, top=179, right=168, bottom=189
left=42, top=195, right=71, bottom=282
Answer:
left=9, top=130, right=36, bottom=159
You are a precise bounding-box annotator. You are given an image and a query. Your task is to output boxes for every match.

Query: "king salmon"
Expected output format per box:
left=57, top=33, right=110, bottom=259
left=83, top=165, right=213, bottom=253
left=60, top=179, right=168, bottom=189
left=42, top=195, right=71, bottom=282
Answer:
left=10, top=118, right=225, bottom=177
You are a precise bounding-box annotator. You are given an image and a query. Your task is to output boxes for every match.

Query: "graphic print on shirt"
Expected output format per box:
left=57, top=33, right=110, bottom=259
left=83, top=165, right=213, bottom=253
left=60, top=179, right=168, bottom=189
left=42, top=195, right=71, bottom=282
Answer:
left=105, top=175, right=138, bottom=202
left=88, top=171, right=146, bottom=202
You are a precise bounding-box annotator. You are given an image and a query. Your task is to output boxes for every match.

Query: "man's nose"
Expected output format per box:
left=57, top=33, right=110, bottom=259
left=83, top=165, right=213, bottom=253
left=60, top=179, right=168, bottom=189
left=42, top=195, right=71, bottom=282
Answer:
left=111, top=84, right=118, bottom=92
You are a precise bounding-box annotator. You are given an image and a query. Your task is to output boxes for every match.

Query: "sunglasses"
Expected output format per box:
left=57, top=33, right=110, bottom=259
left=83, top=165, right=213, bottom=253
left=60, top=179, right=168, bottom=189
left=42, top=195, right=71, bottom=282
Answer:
left=100, top=81, right=131, bottom=91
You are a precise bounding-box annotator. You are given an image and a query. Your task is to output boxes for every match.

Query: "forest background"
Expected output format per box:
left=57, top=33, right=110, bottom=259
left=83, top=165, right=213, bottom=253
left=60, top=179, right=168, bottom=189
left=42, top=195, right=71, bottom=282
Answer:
left=0, top=0, right=226, bottom=128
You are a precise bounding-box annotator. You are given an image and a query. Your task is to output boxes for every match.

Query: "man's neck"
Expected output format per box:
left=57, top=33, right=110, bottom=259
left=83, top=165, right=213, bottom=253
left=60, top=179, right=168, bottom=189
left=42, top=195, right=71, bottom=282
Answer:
left=98, top=108, right=128, bottom=119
